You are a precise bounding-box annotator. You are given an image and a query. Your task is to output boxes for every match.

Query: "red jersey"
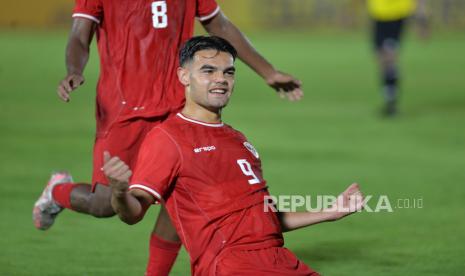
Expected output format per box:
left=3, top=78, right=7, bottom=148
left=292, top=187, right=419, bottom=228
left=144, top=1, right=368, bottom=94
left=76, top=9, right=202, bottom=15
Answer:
left=130, top=113, right=284, bottom=275
left=72, top=0, right=219, bottom=137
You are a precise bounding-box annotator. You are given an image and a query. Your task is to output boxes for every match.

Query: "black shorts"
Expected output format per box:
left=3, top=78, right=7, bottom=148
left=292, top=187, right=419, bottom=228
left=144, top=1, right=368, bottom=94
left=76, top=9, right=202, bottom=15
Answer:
left=372, top=18, right=407, bottom=50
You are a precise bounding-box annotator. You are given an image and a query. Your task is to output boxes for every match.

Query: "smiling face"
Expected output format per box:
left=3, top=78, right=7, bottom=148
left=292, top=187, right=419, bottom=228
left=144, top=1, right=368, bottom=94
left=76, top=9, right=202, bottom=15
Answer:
left=178, top=49, right=236, bottom=114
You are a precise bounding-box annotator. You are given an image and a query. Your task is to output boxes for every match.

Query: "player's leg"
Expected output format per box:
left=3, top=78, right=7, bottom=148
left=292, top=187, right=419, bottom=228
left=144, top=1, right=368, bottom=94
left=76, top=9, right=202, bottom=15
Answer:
left=33, top=118, right=149, bottom=229
left=33, top=171, right=77, bottom=230
left=33, top=174, right=115, bottom=230
left=145, top=206, right=182, bottom=276
left=33, top=147, right=117, bottom=229
left=67, top=183, right=114, bottom=217
left=373, top=18, right=406, bottom=116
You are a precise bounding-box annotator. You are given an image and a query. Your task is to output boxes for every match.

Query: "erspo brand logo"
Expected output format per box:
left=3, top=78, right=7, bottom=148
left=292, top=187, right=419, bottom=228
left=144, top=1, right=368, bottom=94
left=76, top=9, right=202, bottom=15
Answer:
left=194, top=146, right=216, bottom=153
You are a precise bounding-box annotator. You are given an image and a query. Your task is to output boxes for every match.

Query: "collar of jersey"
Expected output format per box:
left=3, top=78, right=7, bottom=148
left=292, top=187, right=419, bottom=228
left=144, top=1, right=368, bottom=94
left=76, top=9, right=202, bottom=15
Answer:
left=176, top=113, right=224, bottom=127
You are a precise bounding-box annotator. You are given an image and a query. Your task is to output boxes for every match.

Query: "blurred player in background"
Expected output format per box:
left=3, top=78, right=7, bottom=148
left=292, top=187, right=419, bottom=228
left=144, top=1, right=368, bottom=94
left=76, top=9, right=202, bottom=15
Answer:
left=367, top=0, right=429, bottom=116
left=104, top=35, right=364, bottom=275
left=32, top=0, right=303, bottom=275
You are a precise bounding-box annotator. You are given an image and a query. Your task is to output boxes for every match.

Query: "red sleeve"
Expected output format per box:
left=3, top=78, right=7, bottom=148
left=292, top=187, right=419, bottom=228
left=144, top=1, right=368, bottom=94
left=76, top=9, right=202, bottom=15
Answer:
left=196, top=0, right=220, bottom=22
left=129, top=128, right=182, bottom=204
left=72, top=0, right=103, bottom=24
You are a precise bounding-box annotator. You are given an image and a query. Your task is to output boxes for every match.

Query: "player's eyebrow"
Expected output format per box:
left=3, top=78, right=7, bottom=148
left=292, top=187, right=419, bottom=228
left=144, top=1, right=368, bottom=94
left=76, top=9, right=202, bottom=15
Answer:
left=200, top=64, right=217, bottom=69
left=224, top=66, right=236, bottom=73
left=199, top=65, right=236, bottom=73
left=200, top=64, right=217, bottom=70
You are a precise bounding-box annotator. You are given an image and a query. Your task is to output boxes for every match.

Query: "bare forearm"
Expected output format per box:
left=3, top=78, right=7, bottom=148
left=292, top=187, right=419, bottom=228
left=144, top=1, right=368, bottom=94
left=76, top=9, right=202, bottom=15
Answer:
left=65, top=18, right=95, bottom=76
left=203, top=12, right=275, bottom=79
left=111, top=192, right=145, bottom=225
left=103, top=152, right=153, bottom=225
left=279, top=184, right=364, bottom=231
left=279, top=211, right=336, bottom=232
left=65, top=38, right=89, bottom=76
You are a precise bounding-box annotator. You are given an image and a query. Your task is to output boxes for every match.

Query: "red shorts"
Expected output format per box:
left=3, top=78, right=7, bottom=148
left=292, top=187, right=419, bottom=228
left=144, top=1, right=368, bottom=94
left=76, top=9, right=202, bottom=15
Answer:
left=215, top=247, right=320, bottom=276
left=91, top=115, right=171, bottom=190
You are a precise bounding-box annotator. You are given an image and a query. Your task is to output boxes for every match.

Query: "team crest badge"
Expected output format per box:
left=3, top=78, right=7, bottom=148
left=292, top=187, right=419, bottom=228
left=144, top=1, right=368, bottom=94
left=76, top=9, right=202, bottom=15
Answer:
left=243, top=142, right=259, bottom=159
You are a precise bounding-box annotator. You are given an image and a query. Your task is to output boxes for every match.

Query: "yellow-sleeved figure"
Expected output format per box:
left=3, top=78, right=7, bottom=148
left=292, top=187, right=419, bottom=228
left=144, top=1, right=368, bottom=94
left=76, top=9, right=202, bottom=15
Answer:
left=368, top=0, right=417, bottom=21
left=367, top=0, right=428, bottom=116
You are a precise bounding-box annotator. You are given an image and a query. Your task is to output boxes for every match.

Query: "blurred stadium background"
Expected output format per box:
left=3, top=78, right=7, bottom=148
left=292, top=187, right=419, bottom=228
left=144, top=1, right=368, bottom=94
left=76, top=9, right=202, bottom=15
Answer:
left=2, top=0, right=465, bottom=29
left=1, top=0, right=464, bottom=275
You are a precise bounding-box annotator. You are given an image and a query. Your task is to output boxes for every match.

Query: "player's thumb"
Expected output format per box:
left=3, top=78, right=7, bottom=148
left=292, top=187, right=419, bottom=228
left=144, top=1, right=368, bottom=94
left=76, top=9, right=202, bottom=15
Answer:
left=103, top=151, right=111, bottom=164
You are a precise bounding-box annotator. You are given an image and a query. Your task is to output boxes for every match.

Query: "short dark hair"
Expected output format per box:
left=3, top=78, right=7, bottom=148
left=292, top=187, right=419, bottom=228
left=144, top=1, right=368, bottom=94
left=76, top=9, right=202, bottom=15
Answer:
left=179, top=36, right=237, bottom=66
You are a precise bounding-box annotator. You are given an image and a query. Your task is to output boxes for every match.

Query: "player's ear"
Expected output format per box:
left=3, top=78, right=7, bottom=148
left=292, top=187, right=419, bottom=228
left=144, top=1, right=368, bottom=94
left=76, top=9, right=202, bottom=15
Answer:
left=177, top=67, right=189, bottom=86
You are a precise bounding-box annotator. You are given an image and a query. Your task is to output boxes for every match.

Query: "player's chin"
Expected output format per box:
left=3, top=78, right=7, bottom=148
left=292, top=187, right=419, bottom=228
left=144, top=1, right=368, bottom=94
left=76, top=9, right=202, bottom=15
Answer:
left=208, top=96, right=230, bottom=108
left=210, top=102, right=228, bottom=111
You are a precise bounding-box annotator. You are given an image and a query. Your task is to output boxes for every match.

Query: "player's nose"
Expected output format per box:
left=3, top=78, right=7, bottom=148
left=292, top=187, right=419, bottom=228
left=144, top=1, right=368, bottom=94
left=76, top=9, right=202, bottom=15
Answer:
left=213, top=69, right=228, bottom=80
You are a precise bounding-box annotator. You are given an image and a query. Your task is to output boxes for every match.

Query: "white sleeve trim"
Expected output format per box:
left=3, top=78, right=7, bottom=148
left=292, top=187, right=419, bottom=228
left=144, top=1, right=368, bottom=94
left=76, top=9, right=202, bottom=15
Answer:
left=72, top=13, right=100, bottom=24
left=129, top=184, right=163, bottom=204
left=197, top=6, right=220, bottom=22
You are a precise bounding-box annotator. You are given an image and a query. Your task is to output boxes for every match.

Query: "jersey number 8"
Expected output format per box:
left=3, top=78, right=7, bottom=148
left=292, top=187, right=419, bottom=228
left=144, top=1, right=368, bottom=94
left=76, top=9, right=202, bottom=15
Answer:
left=237, top=159, right=260, bottom=185
left=152, top=1, right=168, bottom=29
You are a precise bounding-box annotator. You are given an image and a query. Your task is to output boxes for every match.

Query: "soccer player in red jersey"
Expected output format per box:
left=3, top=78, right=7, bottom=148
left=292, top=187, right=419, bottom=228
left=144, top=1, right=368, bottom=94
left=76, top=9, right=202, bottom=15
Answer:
left=33, top=0, right=304, bottom=274
left=104, top=36, right=364, bottom=275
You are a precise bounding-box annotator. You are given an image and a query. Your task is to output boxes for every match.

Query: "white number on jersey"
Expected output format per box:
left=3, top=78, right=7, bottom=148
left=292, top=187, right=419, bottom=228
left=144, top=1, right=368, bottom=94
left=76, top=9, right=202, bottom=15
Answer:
left=237, top=159, right=260, bottom=185
left=151, top=1, right=168, bottom=29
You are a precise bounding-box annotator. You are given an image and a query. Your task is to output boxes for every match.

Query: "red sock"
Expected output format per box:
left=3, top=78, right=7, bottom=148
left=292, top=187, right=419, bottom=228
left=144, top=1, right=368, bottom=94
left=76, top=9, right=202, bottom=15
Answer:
left=145, top=234, right=182, bottom=276
left=51, top=183, right=75, bottom=210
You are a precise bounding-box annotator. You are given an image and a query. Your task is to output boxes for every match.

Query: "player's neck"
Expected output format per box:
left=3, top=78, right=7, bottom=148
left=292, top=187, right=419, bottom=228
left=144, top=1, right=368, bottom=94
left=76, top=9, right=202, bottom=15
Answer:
left=181, top=105, right=222, bottom=124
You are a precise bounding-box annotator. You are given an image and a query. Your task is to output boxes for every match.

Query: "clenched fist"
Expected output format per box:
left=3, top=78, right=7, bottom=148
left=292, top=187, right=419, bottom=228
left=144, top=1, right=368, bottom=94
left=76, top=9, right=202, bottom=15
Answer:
left=102, top=151, right=132, bottom=197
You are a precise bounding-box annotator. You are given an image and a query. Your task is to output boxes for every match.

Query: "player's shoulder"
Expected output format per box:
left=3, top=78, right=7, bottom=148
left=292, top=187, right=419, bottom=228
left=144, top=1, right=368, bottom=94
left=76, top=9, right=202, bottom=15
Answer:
left=159, top=114, right=192, bottom=134
left=223, top=123, right=247, bottom=140
left=140, top=124, right=181, bottom=156
left=144, top=118, right=179, bottom=143
left=144, top=114, right=191, bottom=142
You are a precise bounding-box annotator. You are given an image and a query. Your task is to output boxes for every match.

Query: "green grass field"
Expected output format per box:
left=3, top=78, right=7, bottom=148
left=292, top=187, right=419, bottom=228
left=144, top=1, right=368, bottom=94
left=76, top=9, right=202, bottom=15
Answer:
left=1, top=30, right=464, bottom=275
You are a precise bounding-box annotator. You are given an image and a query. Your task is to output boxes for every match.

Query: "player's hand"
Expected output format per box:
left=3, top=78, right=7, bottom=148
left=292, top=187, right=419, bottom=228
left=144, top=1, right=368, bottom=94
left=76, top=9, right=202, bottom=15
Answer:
left=265, top=71, right=303, bottom=102
left=102, top=151, right=132, bottom=197
left=57, top=74, right=85, bottom=102
left=324, top=183, right=364, bottom=221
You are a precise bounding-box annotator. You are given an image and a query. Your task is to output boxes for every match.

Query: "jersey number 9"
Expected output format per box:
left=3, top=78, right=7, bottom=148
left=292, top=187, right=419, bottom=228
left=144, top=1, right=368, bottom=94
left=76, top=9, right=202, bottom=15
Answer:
left=237, top=159, right=260, bottom=185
